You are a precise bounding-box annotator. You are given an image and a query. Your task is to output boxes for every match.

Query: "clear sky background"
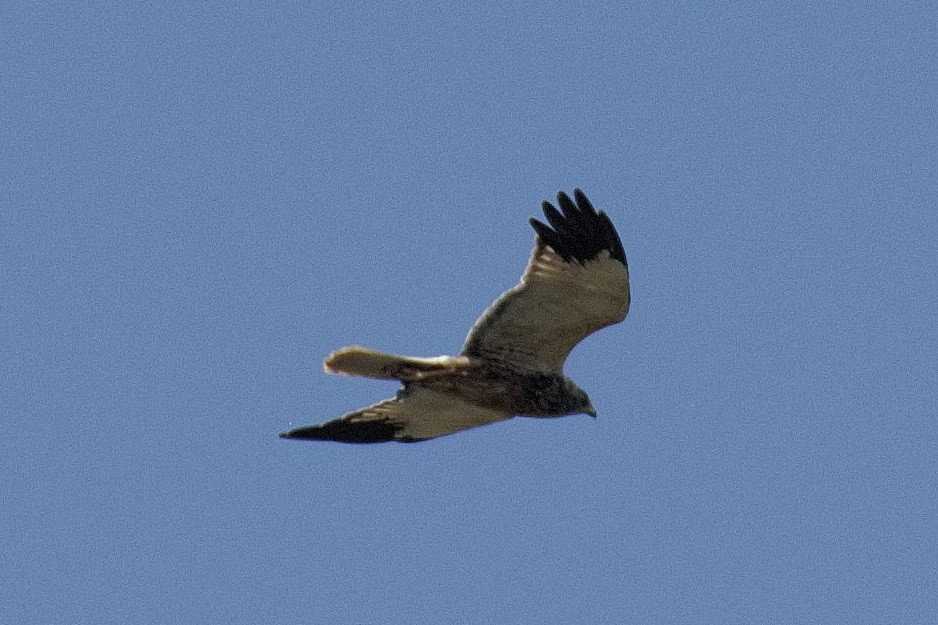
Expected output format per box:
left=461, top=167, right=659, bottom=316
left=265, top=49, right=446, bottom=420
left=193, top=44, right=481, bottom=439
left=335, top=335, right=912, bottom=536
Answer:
left=3, top=2, right=936, bottom=623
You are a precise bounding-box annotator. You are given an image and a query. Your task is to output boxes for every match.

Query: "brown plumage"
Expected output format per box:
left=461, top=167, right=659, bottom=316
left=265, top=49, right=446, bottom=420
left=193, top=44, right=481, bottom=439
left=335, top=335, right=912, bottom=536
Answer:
left=280, top=188, right=631, bottom=443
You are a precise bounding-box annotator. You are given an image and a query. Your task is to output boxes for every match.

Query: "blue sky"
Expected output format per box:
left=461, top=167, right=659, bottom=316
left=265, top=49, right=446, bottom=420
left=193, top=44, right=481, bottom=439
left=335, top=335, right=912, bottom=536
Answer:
left=3, top=2, right=936, bottom=623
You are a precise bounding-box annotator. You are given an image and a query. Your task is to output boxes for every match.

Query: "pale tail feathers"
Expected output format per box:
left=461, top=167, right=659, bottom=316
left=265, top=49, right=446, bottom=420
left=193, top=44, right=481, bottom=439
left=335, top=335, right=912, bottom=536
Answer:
left=323, top=346, right=470, bottom=381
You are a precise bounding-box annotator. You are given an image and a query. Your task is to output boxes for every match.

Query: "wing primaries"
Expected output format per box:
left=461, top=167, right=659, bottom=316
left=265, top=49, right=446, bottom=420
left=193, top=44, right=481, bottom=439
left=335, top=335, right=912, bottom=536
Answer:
left=529, top=189, right=627, bottom=267
left=281, top=418, right=405, bottom=443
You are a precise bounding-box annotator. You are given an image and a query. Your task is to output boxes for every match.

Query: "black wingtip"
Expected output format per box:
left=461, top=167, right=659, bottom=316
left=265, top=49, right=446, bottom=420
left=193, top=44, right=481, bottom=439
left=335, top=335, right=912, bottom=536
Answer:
left=531, top=189, right=627, bottom=266
left=280, top=419, right=422, bottom=444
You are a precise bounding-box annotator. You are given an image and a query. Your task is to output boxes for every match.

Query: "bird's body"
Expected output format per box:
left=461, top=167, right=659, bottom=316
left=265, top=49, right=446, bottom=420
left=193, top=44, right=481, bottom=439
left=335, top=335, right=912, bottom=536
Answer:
left=327, top=346, right=593, bottom=417
left=281, top=188, right=630, bottom=443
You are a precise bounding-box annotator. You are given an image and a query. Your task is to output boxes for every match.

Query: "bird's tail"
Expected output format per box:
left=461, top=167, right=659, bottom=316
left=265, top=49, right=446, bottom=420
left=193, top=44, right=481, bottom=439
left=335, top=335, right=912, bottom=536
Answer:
left=323, top=346, right=469, bottom=381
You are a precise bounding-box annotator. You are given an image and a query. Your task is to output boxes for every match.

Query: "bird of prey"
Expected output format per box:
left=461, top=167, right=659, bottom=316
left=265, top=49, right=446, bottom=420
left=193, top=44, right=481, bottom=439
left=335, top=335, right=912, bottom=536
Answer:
left=280, top=188, right=630, bottom=443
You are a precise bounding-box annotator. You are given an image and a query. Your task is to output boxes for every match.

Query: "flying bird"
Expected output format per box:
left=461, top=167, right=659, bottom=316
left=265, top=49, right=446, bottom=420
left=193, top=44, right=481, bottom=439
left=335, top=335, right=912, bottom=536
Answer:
left=280, top=188, right=630, bottom=443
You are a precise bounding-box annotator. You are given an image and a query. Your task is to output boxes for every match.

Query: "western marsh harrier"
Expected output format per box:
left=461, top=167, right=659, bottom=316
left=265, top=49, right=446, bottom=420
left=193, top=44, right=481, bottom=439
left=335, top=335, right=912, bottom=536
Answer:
left=280, top=189, right=630, bottom=443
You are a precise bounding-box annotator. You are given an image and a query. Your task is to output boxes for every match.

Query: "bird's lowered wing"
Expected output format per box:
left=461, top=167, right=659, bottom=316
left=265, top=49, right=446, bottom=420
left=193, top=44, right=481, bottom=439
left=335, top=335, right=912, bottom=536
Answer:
left=280, top=386, right=511, bottom=443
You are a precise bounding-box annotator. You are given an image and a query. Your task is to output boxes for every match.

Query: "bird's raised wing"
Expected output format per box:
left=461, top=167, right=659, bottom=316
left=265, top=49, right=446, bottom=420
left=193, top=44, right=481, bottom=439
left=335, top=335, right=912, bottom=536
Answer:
left=279, top=386, right=511, bottom=443
left=461, top=189, right=630, bottom=372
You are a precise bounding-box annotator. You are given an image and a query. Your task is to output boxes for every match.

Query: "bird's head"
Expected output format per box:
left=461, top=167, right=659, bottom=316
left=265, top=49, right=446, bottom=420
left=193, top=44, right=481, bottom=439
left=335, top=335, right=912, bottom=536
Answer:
left=564, top=380, right=597, bottom=419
